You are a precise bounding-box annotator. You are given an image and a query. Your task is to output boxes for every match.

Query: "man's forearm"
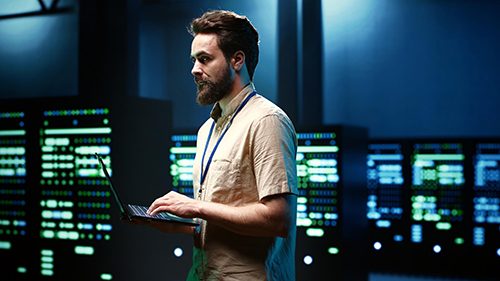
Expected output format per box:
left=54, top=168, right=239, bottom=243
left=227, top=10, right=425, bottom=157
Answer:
left=197, top=195, right=293, bottom=237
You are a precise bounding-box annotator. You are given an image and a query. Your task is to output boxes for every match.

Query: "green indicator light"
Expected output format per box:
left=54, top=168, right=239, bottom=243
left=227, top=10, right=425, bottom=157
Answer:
left=101, top=273, right=113, bottom=280
left=41, top=163, right=54, bottom=170
left=297, top=146, right=339, bottom=153
left=415, top=154, right=465, bottom=161
left=328, top=247, right=339, bottom=255
left=60, top=222, right=74, bottom=229
left=0, top=147, right=25, bottom=155
left=75, top=146, right=110, bottom=155
left=423, top=170, right=437, bottom=180
left=61, top=201, right=73, bottom=208
left=46, top=200, right=57, bottom=208
left=0, top=112, right=23, bottom=118
left=455, top=238, right=464, bottom=245
left=307, top=167, right=337, bottom=174
left=45, top=137, right=70, bottom=146
left=437, top=172, right=463, bottom=178
left=297, top=218, right=312, bottom=227
left=306, top=228, right=324, bottom=237
left=17, top=267, right=27, bottom=274
left=41, top=249, right=54, bottom=256
left=0, top=130, right=26, bottom=136
left=412, top=196, right=423, bottom=202
left=41, top=211, right=51, bottom=219
left=45, top=222, right=56, bottom=228
left=57, top=231, right=79, bottom=240
left=42, top=171, right=55, bottom=178
left=44, top=127, right=112, bottom=135
left=306, top=159, right=337, bottom=167
left=41, top=263, right=53, bottom=269
left=170, top=147, right=197, bottom=154
left=62, top=212, right=73, bottom=220
left=75, top=245, right=95, bottom=255
left=41, top=269, right=53, bottom=276
left=0, top=241, right=12, bottom=249
left=41, top=256, right=53, bottom=263
left=41, top=230, right=55, bottom=239
left=436, top=222, right=452, bottom=230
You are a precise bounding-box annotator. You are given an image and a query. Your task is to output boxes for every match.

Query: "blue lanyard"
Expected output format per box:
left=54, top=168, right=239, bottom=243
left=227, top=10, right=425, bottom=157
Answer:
left=200, top=91, right=256, bottom=186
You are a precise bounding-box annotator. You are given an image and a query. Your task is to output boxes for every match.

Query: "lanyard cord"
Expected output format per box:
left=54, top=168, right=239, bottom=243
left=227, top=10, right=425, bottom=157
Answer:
left=200, top=91, right=256, bottom=186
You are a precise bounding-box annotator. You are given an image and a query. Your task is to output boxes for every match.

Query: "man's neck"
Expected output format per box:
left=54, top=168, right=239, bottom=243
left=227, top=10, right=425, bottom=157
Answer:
left=218, top=78, right=251, bottom=113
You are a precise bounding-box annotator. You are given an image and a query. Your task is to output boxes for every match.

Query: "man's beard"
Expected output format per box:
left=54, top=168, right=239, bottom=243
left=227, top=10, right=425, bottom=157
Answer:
left=195, top=65, right=232, bottom=106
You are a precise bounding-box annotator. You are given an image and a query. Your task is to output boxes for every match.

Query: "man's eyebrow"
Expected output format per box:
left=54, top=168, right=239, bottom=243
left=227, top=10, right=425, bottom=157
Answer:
left=190, top=51, right=210, bottom=59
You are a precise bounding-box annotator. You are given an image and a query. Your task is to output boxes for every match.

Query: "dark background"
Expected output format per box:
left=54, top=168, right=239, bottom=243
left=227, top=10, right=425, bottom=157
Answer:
left=1, top=0, right=499, bottom=280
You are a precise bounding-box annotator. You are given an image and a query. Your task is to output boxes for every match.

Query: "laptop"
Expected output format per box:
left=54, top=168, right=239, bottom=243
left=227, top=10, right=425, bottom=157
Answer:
left=95, top=153, right=199, bottom=226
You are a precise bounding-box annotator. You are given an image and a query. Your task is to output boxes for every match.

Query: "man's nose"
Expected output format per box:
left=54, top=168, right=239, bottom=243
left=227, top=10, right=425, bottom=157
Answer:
left=191, top=61, right=203, bottom=77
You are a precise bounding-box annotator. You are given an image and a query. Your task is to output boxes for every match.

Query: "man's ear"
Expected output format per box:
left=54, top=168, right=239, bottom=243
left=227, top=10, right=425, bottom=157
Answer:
left=231, top=51, right=245, bottom=71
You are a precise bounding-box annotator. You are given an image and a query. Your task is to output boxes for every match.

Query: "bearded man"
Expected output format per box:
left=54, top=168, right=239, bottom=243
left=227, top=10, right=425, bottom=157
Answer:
left=146, top=10, right=298, bottom=281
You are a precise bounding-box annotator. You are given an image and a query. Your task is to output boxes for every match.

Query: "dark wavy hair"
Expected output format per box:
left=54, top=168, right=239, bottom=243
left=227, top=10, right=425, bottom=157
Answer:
left=189, top=10, right=260, bottom=81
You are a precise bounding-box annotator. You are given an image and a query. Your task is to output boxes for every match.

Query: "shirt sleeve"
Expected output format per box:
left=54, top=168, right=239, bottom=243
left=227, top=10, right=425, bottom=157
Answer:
left=250, top=113, right=298, bottom=200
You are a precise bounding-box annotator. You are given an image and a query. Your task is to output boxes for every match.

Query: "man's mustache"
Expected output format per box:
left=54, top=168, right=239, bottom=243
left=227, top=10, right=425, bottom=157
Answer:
left=194, top=78, right=207, bottom=85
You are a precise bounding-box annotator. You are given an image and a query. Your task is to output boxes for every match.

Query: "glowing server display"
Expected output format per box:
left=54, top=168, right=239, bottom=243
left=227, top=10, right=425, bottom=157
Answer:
left=39, top=108, right=112, bottom=242
left=367, top=139, right=500, bottom=279
left=0, top=111, right=27, bottom=238
left=295, top=127, right=368, bottom=281
left=169, top=134, right=197, bottom=198
left=0, top=110, right=28, bottom=276
left=410, top=143, right=466, bottom=254
left=0, top=97, right=173, bottom=281
left=37, top=107, right=114, bottom=279
left=473, top=143, right=500, bottom=258
left=296, top=132, right=340, bottom=240
left=367, top=143, right=405, bottom=251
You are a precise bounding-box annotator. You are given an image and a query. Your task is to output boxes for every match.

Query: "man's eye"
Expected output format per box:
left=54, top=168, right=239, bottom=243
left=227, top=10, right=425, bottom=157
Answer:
left=191, top=56, right=210, bottom=64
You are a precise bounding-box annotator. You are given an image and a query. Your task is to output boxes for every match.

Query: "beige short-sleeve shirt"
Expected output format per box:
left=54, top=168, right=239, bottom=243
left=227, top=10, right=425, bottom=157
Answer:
left=188, top=84, right=298, bottom=281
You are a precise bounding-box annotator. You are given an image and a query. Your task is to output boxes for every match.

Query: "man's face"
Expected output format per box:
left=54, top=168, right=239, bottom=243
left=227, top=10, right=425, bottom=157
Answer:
left=190, top=33, right=233, bottom=105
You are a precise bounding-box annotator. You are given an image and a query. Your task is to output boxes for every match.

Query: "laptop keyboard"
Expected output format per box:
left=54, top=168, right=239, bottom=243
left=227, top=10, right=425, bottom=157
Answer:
left=126, top=204, right=198, bottom=226
left=127, top=204, right=180, bottom=220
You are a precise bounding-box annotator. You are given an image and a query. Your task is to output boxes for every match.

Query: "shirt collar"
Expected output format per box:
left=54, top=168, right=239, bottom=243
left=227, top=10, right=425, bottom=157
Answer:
left=210, top=83, right=255, bottom=122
